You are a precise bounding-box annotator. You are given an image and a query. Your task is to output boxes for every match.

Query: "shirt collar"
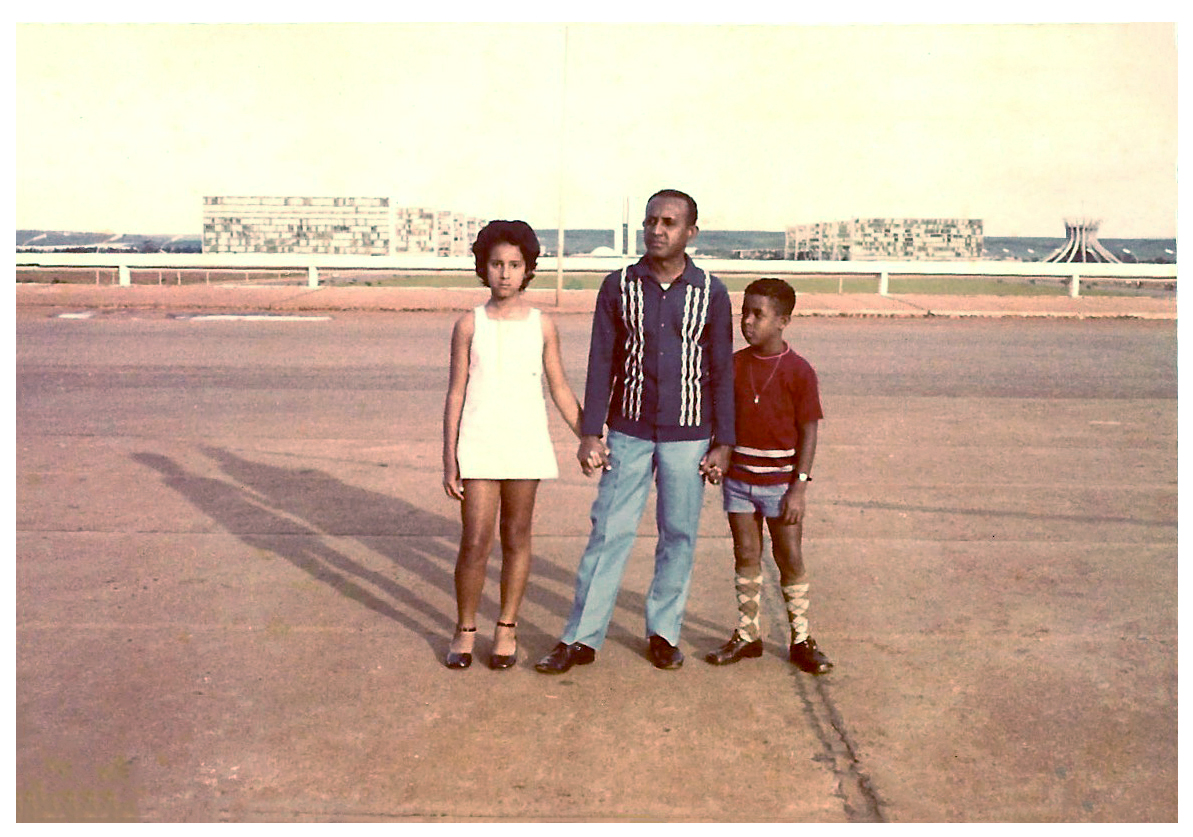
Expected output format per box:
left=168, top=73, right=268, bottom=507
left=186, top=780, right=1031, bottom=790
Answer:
left=632, top=255, right=704, bottom=289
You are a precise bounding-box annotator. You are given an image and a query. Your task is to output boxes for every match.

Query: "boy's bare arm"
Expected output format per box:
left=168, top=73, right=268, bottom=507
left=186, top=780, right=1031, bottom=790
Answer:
left=795, top=419, right=818, bottom=477
left=780, top=420, right=819, bottom=524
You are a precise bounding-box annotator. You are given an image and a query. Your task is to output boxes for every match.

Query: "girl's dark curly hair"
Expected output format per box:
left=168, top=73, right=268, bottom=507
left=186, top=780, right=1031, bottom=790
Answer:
left=472, top=219, right=541, bottom=289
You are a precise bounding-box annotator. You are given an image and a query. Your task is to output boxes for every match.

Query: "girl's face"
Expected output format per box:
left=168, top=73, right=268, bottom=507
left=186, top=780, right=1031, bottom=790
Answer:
left=486, top=242, right=527, bottom=298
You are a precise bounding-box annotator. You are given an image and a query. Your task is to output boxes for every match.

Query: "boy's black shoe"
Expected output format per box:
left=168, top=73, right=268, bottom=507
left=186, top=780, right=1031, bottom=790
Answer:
left=705, top=634, right=764, bottom=665
left=789, top=637, right=833, bottom=674
left=648, top=635, right=684, bottom=670
left=534, top=641, right=596, bottom=674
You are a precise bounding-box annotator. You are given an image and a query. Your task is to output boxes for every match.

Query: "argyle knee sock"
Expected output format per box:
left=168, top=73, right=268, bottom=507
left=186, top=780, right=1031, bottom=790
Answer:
left=735, top=572, right=763, bottom=642
left=782, top=582, right=811, bottom=645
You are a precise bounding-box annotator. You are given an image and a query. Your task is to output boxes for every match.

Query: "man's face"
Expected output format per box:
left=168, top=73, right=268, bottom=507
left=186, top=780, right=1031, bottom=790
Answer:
left=642, top=196, right=697, bottom=262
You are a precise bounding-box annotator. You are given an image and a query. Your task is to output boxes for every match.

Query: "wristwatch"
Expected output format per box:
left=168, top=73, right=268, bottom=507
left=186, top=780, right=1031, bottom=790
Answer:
left=797, top=473, right=812, bottom=482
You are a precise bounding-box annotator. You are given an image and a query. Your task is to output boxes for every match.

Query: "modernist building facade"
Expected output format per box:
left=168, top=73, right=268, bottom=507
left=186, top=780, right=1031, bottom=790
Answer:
left=203, top=196, right=486, bottom=256
left=785, top=218, right=983, bottom=261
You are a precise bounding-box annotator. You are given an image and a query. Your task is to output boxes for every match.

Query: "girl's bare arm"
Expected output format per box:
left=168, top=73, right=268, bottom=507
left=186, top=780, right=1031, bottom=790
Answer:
left=442, top=312, right=474, bottom=499
left=541, top=313, right=583, bottom=437
left=542, top=313, right=605, bottom=475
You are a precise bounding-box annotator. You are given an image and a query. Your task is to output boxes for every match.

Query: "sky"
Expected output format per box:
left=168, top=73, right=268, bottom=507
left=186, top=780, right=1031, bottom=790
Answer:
left=14, top=14, right=1179, bottom=239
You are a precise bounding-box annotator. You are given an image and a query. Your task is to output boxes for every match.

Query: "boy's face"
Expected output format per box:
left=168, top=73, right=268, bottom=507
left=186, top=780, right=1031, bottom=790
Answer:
left=740, top=293, right=789, bottom=348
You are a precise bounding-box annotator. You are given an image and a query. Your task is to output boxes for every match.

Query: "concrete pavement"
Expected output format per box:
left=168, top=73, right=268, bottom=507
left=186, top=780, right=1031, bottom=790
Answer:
left=14, top=296, right=1178, bottom=822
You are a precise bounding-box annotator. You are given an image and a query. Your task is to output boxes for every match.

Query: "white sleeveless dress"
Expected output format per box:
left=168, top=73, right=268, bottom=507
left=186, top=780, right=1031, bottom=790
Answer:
left=457, top=305, right=559, bottom=480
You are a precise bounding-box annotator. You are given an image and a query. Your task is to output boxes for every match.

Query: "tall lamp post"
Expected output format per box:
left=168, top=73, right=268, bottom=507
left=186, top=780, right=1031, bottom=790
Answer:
left=555, top=26, right=568, bottom=306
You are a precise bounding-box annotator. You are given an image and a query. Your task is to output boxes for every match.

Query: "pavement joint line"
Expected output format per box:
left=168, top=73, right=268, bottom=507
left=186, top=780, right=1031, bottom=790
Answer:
left=888, top=297, right=932, bottom=314
left=759, top=564, right=886, bottom=823
left=278, top=288, right=340, bottom=309
left=183, top=314, right=332, bottom=322
left=200, top=808, right=687, bottom=822
left=15, top=622, right=381, bottom=633
left=798, top=675, right=887, bottom=823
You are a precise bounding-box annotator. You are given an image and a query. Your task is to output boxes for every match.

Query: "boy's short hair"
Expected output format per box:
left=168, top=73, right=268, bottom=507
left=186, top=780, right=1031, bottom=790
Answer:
left=472, top=220, right=541, bottom=288
left=744, top=277, right=796, bottom=317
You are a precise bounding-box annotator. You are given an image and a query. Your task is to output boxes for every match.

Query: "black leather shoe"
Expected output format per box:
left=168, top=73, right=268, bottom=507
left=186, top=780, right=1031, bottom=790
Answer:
left=705, top=634, right=764, bottom=665
left=648, top=635, right=684, bottom=670
left=534, top=641, right=596, bottom=674
left=489, top=652, right=516, bottom=669
left=445, top=650, right=472, bottom=669
left=789, top=637, right=833, bottom=674
left=445, top=625, right=476, bottom=670
left=489, top=621, right=518, bottom=670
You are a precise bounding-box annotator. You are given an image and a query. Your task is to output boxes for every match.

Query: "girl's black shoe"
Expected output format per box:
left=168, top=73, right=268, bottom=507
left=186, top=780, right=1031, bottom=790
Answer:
left=445, top=625, right=476, bottom=669
left=489, top=621, right=517, bottom=670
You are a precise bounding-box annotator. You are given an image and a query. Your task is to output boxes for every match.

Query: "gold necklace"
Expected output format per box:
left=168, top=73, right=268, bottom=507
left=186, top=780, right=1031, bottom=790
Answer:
left=748, top=347, right=788, bottom=404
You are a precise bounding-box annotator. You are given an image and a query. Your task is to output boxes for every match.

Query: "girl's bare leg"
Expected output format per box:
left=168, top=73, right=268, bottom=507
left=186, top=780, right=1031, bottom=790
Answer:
left=452, top=479, right=500, bottom=654
left=493, top=479, right=539, bottom=655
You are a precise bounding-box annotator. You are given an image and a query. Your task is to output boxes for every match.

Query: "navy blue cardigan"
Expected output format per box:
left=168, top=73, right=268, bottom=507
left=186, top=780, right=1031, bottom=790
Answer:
left=580, top=257, right=735, bottom=446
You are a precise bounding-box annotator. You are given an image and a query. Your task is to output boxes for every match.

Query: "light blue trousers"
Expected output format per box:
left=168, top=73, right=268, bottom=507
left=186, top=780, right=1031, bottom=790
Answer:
left=561, top=430, right=709, bottom=649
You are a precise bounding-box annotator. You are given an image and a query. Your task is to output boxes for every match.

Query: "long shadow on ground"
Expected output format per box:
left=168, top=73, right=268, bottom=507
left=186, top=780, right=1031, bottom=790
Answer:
left=132, top=448, right=729, bottom=663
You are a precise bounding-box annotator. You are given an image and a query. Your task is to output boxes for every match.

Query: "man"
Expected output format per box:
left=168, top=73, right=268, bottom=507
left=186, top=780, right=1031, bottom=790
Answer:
left=535, top=189, right=735, bottom=673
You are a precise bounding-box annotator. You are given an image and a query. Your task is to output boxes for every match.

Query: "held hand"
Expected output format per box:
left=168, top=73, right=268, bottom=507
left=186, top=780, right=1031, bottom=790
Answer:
left=780, top=484, right=808, bottom=525
left=584, top=447, right=609, bottom=476
left=699, top=444, right=732, bottom=485
left=697, top=461, right=720, bottom=484
left=577, top=435, right=610, bottom=477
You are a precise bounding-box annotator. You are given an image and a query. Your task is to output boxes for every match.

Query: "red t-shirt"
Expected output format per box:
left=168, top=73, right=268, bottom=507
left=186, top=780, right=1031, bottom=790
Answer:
left=727, top=344, right=823, bottom=486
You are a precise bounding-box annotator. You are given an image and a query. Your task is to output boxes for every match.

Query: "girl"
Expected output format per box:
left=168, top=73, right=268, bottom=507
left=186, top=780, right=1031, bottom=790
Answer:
left=442, top=219, right=594, bottom=670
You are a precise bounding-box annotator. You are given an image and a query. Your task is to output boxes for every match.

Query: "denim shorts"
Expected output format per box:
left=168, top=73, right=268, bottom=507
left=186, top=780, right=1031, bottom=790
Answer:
left=722, top=477, right=788, bottom=518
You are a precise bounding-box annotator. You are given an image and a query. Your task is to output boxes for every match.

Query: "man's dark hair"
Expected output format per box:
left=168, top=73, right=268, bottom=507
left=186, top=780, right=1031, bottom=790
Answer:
left=744, top=277, right=797, bottom=317
left=647, top=189, right=698, bottom=226
left=472, top=220, right=541, bottom=288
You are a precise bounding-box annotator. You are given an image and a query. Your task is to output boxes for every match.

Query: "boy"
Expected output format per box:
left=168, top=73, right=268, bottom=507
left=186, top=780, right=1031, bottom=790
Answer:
left=703, top=278, right=833, bottom=674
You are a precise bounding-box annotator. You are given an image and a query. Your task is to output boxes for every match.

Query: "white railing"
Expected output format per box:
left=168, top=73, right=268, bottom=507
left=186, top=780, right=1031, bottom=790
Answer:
left=15, top=251, right=1177, bottom=298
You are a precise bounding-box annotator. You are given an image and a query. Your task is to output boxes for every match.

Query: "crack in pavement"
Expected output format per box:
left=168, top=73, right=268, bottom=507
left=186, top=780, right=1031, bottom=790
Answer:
left=792, top=672, right=886, bottom=822
left=763, top=566, right=887, bottom=823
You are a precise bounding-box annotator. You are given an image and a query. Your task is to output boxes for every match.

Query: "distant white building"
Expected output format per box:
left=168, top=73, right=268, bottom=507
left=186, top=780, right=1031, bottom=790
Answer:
left=202, top=196, right=485, bottom=256
left=785, top=218, right=983, bottom=261
left=394, top=207, right=437, bottom=254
